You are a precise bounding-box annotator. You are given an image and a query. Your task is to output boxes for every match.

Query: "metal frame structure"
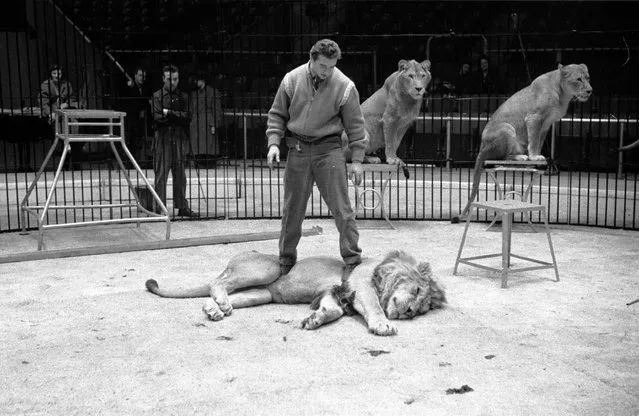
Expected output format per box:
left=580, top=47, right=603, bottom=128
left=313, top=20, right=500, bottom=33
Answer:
left=349, top=163, right=398, bottom=230
left=454, top=199, right=560, bottom=289
left=20, top=109, right=170, bottom=250
left=483, top=160, right=547, bottom=231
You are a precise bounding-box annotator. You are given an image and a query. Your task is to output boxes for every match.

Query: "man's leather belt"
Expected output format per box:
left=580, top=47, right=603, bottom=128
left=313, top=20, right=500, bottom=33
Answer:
left=290, top=131, right=341, bottom=143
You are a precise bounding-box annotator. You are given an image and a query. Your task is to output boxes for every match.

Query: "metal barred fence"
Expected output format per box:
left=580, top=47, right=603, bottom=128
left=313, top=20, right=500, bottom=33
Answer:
left=1, top=0, right=638, bottom=233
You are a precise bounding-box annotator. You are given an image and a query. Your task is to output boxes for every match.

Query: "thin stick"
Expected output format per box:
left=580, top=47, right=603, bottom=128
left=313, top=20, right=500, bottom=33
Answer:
left=627, top=298, right=639, bottom=306
left=0, top=226, right=322, bottom=264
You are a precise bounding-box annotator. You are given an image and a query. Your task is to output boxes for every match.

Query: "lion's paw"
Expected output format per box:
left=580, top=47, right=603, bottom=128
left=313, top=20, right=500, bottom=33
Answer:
left=513, top=154, right=529, bottom=161
left=202, top=299, right=226, bottom=321
left=386, top=156, right=404, bottom=166
left=210, top=286, right=232, bottom=316
left=528, top=154, right=546, bottom=161
left=301, top=312, right=323, bottom=330
left=368, top=319, right=398, bottom=336
left=364, top=156, right=382, bottom=164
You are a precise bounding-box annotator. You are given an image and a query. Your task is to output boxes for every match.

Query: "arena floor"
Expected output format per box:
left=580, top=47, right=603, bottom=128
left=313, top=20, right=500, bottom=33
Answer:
left=1, top=218, right=638, bottom=415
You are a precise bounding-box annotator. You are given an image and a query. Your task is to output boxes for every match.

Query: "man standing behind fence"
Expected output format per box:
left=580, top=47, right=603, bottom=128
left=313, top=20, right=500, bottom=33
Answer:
left=152, top=64, right=199, bottom=218
left=266, top=39, right=368, bottom=279
left=39, top=64, right=78, bottom=120
left=189, top=73, right=225, bottom=162
left=123, top=66, right=153, bottom=165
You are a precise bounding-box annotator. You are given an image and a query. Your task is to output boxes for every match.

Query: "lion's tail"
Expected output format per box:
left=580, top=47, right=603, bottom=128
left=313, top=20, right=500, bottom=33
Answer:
left=451, top=154, right=485, bottom=223
left=619, top=139, right=639, bottom=151
left=466, top=154, right=486, bottom=213
left=145, top=279, right=210, bottom=298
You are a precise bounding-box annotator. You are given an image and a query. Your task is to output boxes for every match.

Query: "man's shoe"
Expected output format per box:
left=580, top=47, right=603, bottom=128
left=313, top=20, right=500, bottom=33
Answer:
left=280, top=264, right=293, bottom=276
left=177, top=208, right=200, bottom=218
left=342, top=263, right=360, bottom=281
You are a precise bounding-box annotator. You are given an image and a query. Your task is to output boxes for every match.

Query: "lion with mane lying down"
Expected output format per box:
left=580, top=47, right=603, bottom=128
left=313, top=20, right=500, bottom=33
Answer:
left=145, top=250, right=446, bottom=336
left=453, top=63, right=592, bottom=222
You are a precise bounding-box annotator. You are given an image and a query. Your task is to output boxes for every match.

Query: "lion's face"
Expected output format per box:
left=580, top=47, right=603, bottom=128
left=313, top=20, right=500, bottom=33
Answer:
left=560, top=63, right=592, bottom=102
left=397, top=59, right=432, bottom=100
left=373, top=251, right=446, bottom=320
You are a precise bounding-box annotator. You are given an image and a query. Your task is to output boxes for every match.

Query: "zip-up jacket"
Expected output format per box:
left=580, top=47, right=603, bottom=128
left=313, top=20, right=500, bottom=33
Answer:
left=266, top=61, right=367, bottom=162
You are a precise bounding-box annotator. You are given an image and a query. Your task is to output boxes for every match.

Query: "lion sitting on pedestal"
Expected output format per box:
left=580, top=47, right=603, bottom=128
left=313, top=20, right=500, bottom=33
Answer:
left=145, top=250, right=446, bottom=336
left=452, top=63, right=593, bottom=222
left=344, top=59, right=432, bottom=167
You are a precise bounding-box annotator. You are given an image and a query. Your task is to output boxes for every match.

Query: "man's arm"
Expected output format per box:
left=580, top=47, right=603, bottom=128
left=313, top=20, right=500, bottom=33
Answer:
left=39, top=81, right=52, bottom=116
left=65, top=82, right=78, bottom=108
left=213, top=88, right=224, bottom=127
left=341, top=87, right=368, bottom=163
left=152, top=91, right=168, bottom=124
left=167, top=92, right=191, bottom=122
left=265, top=76, right=291, bottom=148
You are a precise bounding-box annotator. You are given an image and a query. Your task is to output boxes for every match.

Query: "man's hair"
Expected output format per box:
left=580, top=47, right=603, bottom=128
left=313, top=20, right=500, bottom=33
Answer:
left=309, top=39, right=342, bottom=61
left=48, top=64, right=62, bottom=75
left=162, top=64, right=179, bottom=76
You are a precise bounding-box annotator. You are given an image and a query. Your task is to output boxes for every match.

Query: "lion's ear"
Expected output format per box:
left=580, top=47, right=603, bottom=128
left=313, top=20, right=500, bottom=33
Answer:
left=417, top=261, right=432, bottom=278
left=421, top=60, right=431, bottom=71
left=398, top=60, right=409, bottom=71
left=579, top=63, right=589, bottom=72
left=558, top=63, right=568, bottom=78
left=372, top=264, right=387, bottom=289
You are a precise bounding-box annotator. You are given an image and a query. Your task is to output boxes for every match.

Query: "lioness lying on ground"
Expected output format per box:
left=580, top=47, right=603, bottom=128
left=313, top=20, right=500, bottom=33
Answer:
left=453, top=63, right=592, bottom=222
left=344, top=59, right=431, bottom=168
left=145, top=250, right=446, bottom=336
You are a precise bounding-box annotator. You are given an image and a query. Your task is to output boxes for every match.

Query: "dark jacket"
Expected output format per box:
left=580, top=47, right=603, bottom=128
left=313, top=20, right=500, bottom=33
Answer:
left=474, top=69, right=502, bottom=95
left=152, top=86, right=190, bottom=140
left=39, top=78, right=78, bottom=116
left=123, top=81, right=153, bottom=114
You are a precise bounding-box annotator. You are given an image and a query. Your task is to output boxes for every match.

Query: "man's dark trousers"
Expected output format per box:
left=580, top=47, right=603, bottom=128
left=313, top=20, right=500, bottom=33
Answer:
left=279, top=135, right=362, bottom=268
left=153, top=128, right=189, bottom=210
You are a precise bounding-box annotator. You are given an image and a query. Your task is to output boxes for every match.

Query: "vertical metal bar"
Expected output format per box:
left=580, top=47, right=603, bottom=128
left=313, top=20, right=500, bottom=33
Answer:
left=2, top=141, right=10, bottom=232
left=453, top=208, right=472, bottom=275
left=542, top=207, right=560, bottom=282
left=445, top=118, right=451, bottom=170
left=372, top=50, right=377, bottom=89
left=633, top=172, right=637, bottom=230
left=550, top=122, right=556, bottom=159
left=501, top=211, right=512, bottom=289
left=5, top=32, right=16, bottom=113
left=1, top=32, right=10, bottom=231
left=618, top=122, right=624, bottom=177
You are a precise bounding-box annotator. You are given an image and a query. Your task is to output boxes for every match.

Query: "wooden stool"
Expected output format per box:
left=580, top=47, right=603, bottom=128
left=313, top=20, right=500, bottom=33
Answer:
left=454, top=199, right=559, bottom=288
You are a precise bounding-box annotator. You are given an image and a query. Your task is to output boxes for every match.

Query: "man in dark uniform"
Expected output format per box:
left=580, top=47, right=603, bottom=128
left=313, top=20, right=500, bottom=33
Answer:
left=122, top=66, right=153, bottom=164
left=152, top=64, right=199, bottom=217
